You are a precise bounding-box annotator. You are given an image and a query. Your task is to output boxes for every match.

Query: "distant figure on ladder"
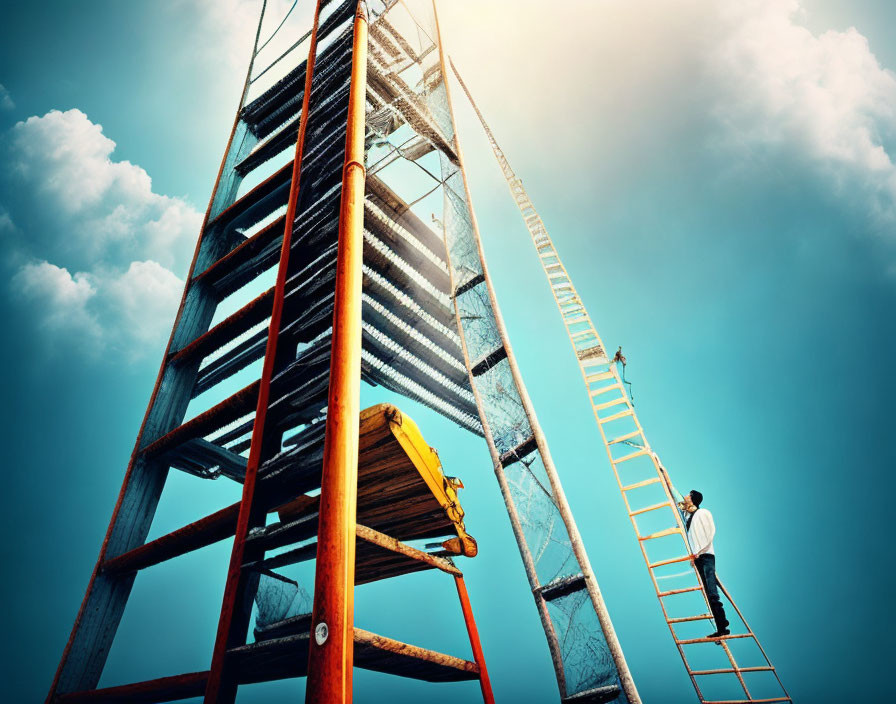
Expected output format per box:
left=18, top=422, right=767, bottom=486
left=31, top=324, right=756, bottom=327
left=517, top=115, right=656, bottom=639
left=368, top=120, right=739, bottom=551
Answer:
left=681, top=490, right=730, bottom=638
left=613, top=346, right=634, bottom=402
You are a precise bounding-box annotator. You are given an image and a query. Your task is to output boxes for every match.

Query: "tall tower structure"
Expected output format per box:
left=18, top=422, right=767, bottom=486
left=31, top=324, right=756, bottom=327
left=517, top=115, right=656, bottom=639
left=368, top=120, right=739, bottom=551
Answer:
left=46, top=2, right=638, bottom=702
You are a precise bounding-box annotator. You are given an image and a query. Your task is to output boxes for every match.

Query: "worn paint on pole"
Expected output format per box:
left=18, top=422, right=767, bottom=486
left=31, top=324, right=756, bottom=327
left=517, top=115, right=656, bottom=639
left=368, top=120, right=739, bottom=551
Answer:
left=454, top=576, right=495, bottom=704
left=305, top=3, right=368, bottom=703
left=431, top=3, right=642, bottom=702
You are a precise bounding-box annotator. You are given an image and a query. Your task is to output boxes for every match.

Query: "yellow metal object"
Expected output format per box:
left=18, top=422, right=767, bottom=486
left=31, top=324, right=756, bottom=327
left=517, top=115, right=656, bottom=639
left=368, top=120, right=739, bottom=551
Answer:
left=365, top=404, right=478, bottom=557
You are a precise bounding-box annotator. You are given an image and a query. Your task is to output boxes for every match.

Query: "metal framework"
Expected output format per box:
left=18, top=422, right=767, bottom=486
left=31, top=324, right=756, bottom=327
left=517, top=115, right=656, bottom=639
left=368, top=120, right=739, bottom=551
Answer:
left=449, top=58, right=792, bottom=704
left=46, top=1, right=647, bottom=702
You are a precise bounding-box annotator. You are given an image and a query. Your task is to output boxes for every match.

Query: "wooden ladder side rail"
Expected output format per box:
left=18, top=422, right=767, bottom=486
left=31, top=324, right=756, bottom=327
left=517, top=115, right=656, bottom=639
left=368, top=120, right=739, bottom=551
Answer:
left=203, top=2, right=327, bottom=702
left=449, top=60, right=791, bottom=704
left=44, top=5, right=269, bottom=700
left=717, top=579, right=792, bottom=703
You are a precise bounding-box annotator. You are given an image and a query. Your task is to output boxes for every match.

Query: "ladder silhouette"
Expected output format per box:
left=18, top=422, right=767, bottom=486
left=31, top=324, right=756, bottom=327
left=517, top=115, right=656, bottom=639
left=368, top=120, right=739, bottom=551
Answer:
left=450, top=58, right=792, bottom=704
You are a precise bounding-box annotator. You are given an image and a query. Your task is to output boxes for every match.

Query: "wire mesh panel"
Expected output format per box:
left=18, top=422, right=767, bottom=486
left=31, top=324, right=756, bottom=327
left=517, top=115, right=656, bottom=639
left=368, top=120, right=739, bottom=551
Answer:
left=361, top=1, right=638, bottom=700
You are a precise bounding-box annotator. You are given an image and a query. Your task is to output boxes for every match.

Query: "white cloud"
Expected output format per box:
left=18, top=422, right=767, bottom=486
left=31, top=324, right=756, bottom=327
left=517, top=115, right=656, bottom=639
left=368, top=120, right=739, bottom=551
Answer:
left=12, top=261, right=102, bottom=346
left=0, top=207, right=15, bottom=233
left=5, top=109, right=194, bottom=360
left=444, top=0, right=896, bottom=243
left=11, top=258, right=183, bottom=359
left=105, top=260, right=183, bottom=352
left=0, top=84, right=13, bottom=111
left=711, top=0, right=896, bottom=225
left=9, top=109, right=201, bottom=270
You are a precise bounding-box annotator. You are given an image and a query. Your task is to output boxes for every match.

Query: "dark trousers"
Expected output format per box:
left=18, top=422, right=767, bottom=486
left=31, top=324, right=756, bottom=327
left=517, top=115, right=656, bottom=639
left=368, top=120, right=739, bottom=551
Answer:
left=695, top=554, right=729, bottom=632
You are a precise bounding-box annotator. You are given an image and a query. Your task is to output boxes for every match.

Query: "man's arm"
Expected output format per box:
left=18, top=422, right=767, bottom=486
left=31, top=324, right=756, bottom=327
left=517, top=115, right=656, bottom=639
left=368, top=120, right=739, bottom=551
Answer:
left=690, top=509, right=716, bottom=557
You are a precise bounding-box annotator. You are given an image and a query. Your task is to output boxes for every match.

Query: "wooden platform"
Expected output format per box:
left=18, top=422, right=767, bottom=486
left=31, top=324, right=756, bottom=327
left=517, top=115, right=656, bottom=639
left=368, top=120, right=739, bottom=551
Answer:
left=272, top=403, right=477, bottom=554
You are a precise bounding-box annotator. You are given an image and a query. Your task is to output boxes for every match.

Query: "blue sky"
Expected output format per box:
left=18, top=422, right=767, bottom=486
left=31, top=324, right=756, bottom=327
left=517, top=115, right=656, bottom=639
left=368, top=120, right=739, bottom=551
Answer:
left=1, top=1, right=894, bottom=702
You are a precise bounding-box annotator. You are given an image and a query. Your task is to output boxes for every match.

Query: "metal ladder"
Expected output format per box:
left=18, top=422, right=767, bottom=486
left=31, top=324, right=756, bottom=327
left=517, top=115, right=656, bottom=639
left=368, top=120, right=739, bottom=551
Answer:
left=449, top=58, right=792, bottom=704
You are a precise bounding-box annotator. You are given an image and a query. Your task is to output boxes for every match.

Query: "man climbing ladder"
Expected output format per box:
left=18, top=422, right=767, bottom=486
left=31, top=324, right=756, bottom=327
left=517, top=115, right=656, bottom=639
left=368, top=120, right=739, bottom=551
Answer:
left=681, top=490, right=730, bottom=639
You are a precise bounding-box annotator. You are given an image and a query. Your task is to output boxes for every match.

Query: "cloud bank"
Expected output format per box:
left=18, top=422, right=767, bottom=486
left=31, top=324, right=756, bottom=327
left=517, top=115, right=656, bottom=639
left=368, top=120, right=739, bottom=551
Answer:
left=3, top=109, right=201, bottom=359
left=711, top=0, right=896, bottom=228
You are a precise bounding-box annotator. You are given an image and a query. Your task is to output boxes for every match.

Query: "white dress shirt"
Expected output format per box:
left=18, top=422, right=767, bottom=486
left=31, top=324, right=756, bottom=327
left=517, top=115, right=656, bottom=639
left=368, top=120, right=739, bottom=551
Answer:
left=687, top=508, right=715, bottom=556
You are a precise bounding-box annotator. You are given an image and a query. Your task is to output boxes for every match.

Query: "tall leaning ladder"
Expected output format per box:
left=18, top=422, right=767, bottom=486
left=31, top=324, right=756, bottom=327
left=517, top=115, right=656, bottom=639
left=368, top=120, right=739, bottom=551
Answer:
left=449, top=60, right=792, bottom=704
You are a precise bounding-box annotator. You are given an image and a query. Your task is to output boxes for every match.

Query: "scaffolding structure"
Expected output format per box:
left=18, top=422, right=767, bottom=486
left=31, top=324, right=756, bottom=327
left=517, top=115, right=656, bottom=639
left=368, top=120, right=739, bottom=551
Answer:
left=46, top=1, right=639, bottom=703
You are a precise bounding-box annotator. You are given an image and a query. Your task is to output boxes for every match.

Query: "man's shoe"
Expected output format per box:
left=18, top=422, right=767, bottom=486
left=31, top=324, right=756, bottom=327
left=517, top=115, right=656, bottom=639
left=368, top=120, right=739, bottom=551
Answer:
left=707, top=629, right=730, bottom=639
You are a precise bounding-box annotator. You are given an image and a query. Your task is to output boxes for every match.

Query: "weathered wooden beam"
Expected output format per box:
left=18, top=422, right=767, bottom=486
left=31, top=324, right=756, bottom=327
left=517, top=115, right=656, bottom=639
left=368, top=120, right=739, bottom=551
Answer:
left=57, top=671, right=208, bottom=703
left=47, top=14, right=265, bottom=697
left=101, top=503, right=241, bottom=575
left=355, top=523, right=460, bottom=576
left=352, top=628, right=479, bottom=678
left=168, top=288, right=274, bottom=364
left=142, top=381, right=260, bottom=459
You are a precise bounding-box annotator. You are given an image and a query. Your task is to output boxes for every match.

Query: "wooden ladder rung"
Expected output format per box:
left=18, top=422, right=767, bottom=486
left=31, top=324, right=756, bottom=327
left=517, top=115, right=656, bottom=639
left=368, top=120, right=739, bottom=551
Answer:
left=590, top=383, right=622, bottom=398
left=648, top=554, right=692, bottom=569
left=658, top=586, right=703, bottom=597
left=614, top=448, right=648, bottom=465
left=598, top=408, right=633, bottom=424
left=630, top=501, right=671, bottom=517
left=639, top=526, right=681, bottom=541
left=585, top=370, right=615, bottom=384
left=608, top=429, right=642, bottom=445
left=701, top=699, right=790, bottom=704
left=621, top=477, right=660, bottom=492
left=690, top=666, right=775, bottom=676
left=675, top=633, right=753, bottom=645
left=593, top=396, right=627, bottom=412
left=667, top=613, right=713, bottom=623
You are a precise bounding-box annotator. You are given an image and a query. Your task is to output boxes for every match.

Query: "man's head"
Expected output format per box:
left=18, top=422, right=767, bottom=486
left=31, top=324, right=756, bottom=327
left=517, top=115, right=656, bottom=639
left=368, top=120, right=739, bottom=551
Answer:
left=685, top=490, right=703, bottom=512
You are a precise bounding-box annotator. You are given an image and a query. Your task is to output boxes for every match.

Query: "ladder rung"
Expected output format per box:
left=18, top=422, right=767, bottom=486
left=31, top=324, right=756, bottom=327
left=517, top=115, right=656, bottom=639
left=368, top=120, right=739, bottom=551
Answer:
left=621, top=477, right=661, bottom=492
left=690, top=666, right=774, bottom=676
left=561, top=684, right=623, bottom=704
left=630, top=501, right=671, bottom=517
left=608, top=429, right=642, bottom=445
left=701, top=700, right=790, bottom=704
left=598, top=408, right=633, bottom=424
left=590, top=383, right=622, bottom=398
left=614, top=448, right=648, bottom=465
left=639, top=526, right=681, bottom=541
left=142, top=381, right=260, bottom=458
left=593, top=395, right=628, bottom=411
left=675, top=633, right=754, bottom=645
left=667, top=613, right=713, bottom=623
left=658, top=586, right=703, bottom=597
left=585, top=370, right=614, bottom=383
left=648, top=555, right=692, bottom=569
left=571, top=329, right=592, bottom=339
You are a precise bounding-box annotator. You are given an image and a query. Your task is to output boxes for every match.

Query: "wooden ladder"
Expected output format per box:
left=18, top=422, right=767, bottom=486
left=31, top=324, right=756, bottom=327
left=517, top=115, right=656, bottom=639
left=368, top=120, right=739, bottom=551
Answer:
left=449, top=59, right=792, bottom=704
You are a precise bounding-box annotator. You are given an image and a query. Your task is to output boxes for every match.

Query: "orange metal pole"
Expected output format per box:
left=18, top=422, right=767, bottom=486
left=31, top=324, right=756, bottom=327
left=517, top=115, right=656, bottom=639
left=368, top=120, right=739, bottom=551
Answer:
left=305, top=3, right=368, bottom=703
left=454, top=576, right=495, bottom=704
